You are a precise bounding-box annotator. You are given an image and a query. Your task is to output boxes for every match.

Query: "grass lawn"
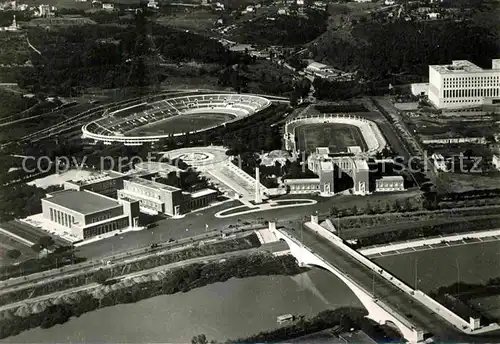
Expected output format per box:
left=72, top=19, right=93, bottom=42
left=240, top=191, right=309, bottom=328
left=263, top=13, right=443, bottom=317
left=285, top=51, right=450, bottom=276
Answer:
left=295, top=122, right=367, bottom=153
left=438, top=172, right=500, bottom=193
left=156, top=10, right=219, bottom=31
left=127, top=112, right=235, bottom=136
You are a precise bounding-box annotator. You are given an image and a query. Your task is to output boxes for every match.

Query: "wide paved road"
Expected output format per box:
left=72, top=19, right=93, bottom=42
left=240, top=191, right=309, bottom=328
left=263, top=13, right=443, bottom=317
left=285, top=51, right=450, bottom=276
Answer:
left=285, top=225, right=500, bottom=342
left=0, top=228, right=258, bottom=293
left=77, top=192, right=419, bottom=260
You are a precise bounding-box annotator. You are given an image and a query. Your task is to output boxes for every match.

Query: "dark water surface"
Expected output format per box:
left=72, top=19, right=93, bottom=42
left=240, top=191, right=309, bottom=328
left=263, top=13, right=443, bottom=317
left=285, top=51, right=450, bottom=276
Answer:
left=4, top=241, right=500, bottom=343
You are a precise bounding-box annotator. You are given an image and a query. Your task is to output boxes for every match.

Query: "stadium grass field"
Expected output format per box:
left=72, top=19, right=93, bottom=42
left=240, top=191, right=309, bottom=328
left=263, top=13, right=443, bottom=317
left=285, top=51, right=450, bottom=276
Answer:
left=295, top=123, right=367, bottom=153
left=126, top=112, right=235, bottom=136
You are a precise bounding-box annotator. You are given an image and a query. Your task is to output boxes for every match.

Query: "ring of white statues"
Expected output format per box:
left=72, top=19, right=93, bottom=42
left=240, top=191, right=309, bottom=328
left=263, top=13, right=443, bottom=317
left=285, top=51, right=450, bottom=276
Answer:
left=284, top=114, right=388, bottom=155
left=82, top=93, right=272, bottom=143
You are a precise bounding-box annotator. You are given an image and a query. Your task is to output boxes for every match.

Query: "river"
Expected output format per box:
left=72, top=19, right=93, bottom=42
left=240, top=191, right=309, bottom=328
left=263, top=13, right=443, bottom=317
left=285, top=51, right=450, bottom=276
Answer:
left=4, top=240, right=500, bottom=343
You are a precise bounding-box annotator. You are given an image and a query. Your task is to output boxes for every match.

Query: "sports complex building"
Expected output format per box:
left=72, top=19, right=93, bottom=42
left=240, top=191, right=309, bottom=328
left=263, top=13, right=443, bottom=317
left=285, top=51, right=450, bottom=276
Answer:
left=64, top=169, right=218, bottom=217
left=34, top=165, right=221, bottom=242
left=283, top=109, right=388, bottom=196
left=117, top=175, right=217, bottom=217
left=82, top=92, right=272, bottom=145
left=41, top=189, right=140, bottom=241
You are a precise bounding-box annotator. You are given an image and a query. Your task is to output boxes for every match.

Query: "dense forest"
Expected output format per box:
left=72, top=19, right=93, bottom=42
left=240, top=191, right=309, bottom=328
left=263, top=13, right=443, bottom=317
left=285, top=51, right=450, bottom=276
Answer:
left=231, top=9, right=329, bottom=46
left=15, top=10, right=231, bottom=95
left=312, top=20, right=500, bottom=81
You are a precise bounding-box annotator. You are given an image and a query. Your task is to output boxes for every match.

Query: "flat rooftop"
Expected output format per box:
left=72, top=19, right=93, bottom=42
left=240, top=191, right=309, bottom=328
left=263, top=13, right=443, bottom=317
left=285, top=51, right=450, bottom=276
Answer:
left=284, top=178, right=320, bottom=184
left=67, top=170, right=126, bottom=186
left=316, top=147, right=330, bottom=155
left=352, top=159, right=369, bottom=171
left=320, top=161, right=334, bottom=171
left=379, top=175, right=404, bottom=181
left=128, top=176, right=181, bottom=192
left=430, top=60, right=496, bottom=74
left=44, top=190, right=120, bottom=215
left=190, top=188, right=217, bottom=198
left=347, top=146, right=362, bottom=154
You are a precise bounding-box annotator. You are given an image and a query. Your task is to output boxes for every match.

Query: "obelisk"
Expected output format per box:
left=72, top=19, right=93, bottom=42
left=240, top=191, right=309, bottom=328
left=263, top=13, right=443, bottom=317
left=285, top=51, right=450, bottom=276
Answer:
left=255, top=167, right=262, bottom=204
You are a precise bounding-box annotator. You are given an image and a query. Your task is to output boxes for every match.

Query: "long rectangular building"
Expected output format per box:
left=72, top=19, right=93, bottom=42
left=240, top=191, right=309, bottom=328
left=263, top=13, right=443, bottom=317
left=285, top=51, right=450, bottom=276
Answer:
left=64, top=170, right=129, bottom=197
left=41, top=189, right=140, bottom=240
left=117, top=174, right=218, bottom=216
left=118, top=177, right=184, bottom=216
left=428, top=59, right=500, bottom=109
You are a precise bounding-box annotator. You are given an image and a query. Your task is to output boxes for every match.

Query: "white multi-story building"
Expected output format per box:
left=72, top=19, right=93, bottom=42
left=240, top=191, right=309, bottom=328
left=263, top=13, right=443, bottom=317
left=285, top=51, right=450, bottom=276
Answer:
left=431, top=153, right=447, bottom=172
left=147, top=0, right=158, bottom=8
left=492, top=155, right=500, bottom=170
left=117, top=174, right=218, bottom=216
left=102, top=3, right=114, bottom=10
left=428, top=59, right=500, bottom=109
left=38, top=4, right=52, bottom=17
left=375, top=176, right=405, bottom=192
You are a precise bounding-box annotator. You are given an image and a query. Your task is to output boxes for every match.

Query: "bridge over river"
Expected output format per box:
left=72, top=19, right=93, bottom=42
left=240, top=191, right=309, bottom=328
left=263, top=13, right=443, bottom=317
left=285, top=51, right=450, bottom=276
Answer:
left=269, top=220, right=500, bottom=343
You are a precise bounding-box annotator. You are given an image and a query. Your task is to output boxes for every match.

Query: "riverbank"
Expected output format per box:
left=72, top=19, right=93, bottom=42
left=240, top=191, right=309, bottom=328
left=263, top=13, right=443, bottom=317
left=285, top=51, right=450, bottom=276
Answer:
left=231, top=308, right=402, bottom=343
left=0, top=253, right=305, bottom=339
left=190, top=307, right=403, bottom=344
left=0, top=233, right=262, bottom=307
left=6, top=240, right=500, bottom=343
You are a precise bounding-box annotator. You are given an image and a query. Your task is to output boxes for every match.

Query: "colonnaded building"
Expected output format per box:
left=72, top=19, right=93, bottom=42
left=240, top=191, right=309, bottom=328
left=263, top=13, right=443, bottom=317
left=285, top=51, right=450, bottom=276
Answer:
left=283, top=112, right=388, bottom=196
left=37, top=165, right=219, bottom=241
left=41, top=189, right=140, bottom=240
left=292, top=146, right=370, bottom=195
left=117, top=175, right=217, bottom=217
left=428, top=59, right=500, bottom=109
left=63, top=169, right=218, bottom=218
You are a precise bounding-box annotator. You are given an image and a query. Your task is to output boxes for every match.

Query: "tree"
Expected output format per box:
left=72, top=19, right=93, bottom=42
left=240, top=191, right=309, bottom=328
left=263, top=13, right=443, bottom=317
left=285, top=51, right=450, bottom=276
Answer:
left=93, top=270, right=108, bottom=284
left=290, top=92, right=299, bottom=107
left=366, top=201, right=374, bottom=215
left=6, top=249, right=21, bottom=260
left=403, top=198, right=413, bottom=212
left=191, top=334, right=208, bottom=344
left=39, top=236, right=55, bottom=249
left=31, top=243, right=43, bottom=253
left=392, top=200, right=402, bottom=212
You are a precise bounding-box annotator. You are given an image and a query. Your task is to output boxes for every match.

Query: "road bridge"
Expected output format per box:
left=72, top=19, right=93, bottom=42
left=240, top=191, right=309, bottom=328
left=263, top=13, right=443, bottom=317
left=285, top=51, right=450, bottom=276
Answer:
left=269, top=222, right=499, bottom=342
left=271, top=225, right=427, bottom=342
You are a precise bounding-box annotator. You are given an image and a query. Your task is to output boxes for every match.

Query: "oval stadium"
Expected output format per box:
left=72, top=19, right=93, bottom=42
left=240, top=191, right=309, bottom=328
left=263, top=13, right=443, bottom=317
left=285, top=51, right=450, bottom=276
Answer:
left=82, top=93, right=272, bottom=145
left=284, top=114, right=387, bottom=155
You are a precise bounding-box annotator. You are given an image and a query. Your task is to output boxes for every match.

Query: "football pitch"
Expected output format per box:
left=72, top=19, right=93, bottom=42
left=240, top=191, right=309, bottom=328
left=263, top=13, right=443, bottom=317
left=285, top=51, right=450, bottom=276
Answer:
left=127, top=112, right=235, bottom=136
left=295, top=123, right=367, bottom=153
